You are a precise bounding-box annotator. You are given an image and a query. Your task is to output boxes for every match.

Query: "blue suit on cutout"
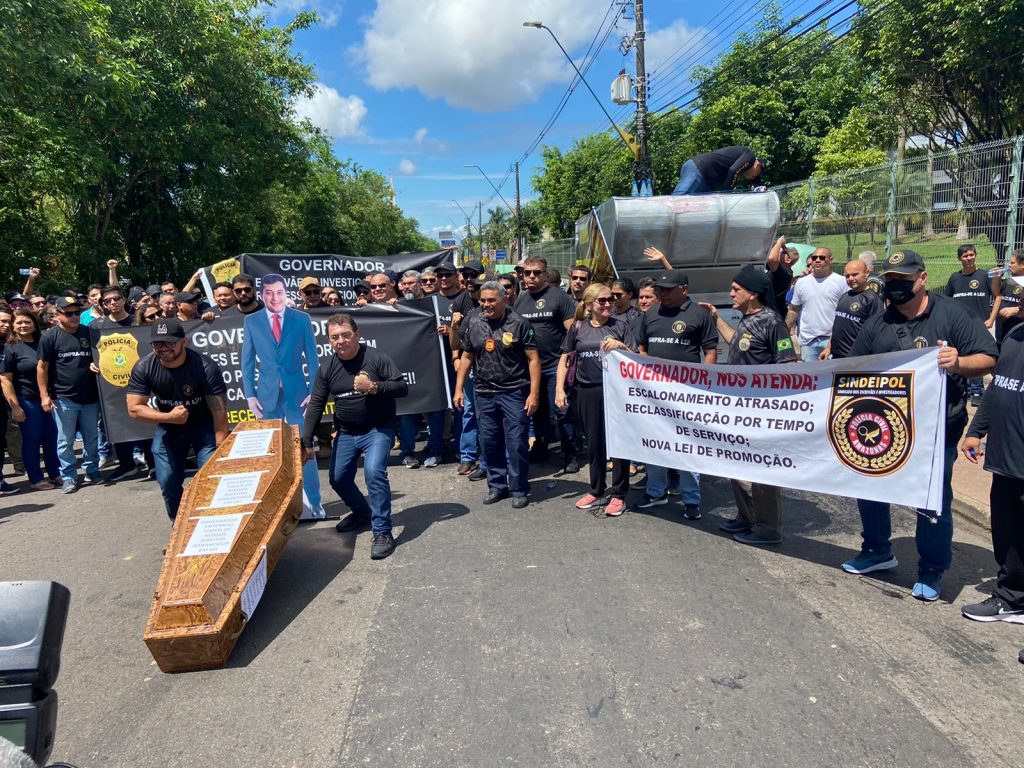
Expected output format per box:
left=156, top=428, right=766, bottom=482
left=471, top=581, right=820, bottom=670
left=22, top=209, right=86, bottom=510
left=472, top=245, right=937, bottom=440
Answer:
left=242, top=306, right=323, bottom=516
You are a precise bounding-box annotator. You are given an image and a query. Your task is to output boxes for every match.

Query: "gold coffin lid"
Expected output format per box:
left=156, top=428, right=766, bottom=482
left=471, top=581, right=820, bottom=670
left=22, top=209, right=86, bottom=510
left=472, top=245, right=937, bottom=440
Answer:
left=143, top=419, right=303, bottom=672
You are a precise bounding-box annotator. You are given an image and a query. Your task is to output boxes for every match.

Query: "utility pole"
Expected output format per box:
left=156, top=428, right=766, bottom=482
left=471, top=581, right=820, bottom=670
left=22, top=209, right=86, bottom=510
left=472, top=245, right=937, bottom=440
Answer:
left=633, top=0, right=653, bottom=196
left=478, top=202, right=484, bottom=260
left=514, top=161, right=523, bottom=258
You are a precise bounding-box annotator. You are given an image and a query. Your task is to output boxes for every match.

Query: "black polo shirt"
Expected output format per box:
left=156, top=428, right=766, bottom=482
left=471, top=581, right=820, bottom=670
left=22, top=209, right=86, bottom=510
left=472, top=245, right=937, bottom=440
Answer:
left=638, top=300, right=718, bottom=363
left=829, top=288, right=884, bottom=358
left=850, top=292, right=998, bottom=418
left=728, top=308, right=797, bottom=366
left=2, top=340, right=42, bottom=400
left=459, top=308, right=536, bottom=394
left=38, top=325, right=99, bottom=404
left=91, top=314, right=134, bottom=330
left=513, top=285, right=576, bottom=369
left=449, top=289, right=476, bottom=318
left=944, top=270, right=992, bottom=320
left=996, top=276, right=1024, bottom=341
left=769, top=263, right=792, bottom=315
left=966, top=324, right=1024, bottom=479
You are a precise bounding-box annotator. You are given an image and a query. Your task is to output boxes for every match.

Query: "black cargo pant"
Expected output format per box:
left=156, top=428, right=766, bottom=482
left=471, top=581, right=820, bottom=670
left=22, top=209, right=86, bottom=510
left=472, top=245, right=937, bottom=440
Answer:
left=990, top=473, right=1024, bottom=608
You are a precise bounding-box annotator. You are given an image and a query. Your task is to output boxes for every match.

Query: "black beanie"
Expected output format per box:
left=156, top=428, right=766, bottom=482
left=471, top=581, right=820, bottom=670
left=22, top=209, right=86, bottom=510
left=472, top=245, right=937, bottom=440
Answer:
left=733, top=264, right=770, bottom=298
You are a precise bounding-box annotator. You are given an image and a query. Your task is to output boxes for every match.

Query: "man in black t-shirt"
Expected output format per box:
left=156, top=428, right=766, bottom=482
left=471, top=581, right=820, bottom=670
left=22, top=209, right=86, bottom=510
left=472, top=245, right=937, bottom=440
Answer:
left=823, top=259, right=884, bottom=359
left=222, top=273, right=264, bottom=316
left=92, top=285, right=133, bottom=329
left=455, top=282, right=540, bottom=508
left=702, top=266, right=798, bottom=547
left=126, top=318, right=227, bottom=520
left=843, top=249, right=998, bottom=602
left=512, top=256, right=579, bottom=470
left=961, top=323, right=1024, bottom=625
left=637, top=269, right=718, bottom=517
left=302, top=313, right=408, bottom=559
left=993, top=248, right=1024, bottom=344
left=37, top=297, right=102, bottom=493
left=672, top=146, right=765, bottom=195
left=441, top=261, right=482, bottom=475
left=945, top=244, right=997, bottom=404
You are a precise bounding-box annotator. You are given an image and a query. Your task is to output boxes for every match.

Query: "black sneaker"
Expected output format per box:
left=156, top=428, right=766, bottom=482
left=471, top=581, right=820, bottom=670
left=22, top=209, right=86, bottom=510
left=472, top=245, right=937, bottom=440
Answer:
left=682, top=504, right=702, bottom=520
left=563, top=457, right=581, bottom=474
left=483, top=489, right=509, bottom=504
left=468, top=467, right=486, bottom=481
left=401, top=454, right=420, bottom=469
left=511, top=496, right=528, bottom=509
left=370, top=532, right=395, bottom=560
left=719, top=517, right=751, bottom=534
left=962, top=596, right=1024, bottom=624
left=636, top=494, right=667, bottom=509
left=105, top=465, right=140, bottom=484
left=336, top=514, right=371, bottom=533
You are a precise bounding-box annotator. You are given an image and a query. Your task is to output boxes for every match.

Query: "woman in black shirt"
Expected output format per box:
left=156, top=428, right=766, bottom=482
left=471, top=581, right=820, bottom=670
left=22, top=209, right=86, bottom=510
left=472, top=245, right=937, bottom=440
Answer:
left=555, top=284, right=636, bottom=517
left=1, top=309, right=60, bottom=489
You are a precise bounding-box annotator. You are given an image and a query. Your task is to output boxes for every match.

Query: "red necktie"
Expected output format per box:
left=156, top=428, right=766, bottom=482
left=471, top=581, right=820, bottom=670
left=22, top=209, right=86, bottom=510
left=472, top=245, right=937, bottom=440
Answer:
left=272, top=313, right=282, bottom=343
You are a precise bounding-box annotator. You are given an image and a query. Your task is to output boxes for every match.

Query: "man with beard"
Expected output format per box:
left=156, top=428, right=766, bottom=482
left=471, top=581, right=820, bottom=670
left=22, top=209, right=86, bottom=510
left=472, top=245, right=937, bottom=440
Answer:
left=821, top=259, right=884, bottom=359
left=512, top=256, right=580, bottom=472
left=299, top=277, right=323, bottom=310
left=843, top=249, right=997, bottom=602
left=567, top=265, right=592, bottom=302
left=226, top=274, right=264, bottom=315
left=126, top=318, right=227, bottom=520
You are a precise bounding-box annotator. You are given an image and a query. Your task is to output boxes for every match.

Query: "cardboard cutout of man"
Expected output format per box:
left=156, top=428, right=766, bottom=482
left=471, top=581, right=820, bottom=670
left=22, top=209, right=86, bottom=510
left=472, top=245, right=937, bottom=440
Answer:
left=242, top=273, right=324, bottom=518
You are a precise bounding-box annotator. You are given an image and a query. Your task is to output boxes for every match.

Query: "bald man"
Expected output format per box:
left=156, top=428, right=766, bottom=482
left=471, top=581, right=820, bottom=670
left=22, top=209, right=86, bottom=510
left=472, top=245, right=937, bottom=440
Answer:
left=821, top=259, right=885, bottom=359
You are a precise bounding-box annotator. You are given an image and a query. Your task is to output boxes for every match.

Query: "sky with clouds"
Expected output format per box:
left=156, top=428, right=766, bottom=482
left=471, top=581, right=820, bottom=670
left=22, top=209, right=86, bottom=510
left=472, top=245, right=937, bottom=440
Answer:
left=279, top=0, right=740, bottom=242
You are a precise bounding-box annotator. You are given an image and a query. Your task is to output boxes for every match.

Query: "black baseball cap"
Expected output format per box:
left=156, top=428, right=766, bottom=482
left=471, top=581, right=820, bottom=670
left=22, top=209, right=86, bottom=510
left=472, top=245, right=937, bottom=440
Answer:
left=436, top=261, right=457, bottom=274
left=881, top=249, right=926, bottom=276
left=176, top=291, right=199, bottom=304
left=7, top=293, right=28, bottom=303
left=151, top=318, right=186, bottom=343
left=146, top=284, right=163, bottom=297
left=461, top=259, right=483, bottom=274
left=655, top=269, right=689, bottom=288
left=54, top=296, right=81, bottom=310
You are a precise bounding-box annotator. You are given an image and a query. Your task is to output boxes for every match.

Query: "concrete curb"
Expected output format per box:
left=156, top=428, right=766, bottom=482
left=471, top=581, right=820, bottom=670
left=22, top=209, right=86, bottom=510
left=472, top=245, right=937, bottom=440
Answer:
left=952, top=497, right=991, bottom=533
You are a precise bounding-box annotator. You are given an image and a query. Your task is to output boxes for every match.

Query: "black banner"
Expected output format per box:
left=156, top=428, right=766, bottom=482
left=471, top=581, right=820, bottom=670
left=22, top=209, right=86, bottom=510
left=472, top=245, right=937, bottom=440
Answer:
left=93, top=302, right=452, bottom=444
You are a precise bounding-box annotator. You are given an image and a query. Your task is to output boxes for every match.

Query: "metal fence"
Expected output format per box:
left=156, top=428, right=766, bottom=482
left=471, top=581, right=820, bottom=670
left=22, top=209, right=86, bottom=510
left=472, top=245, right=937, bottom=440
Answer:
left=774, top=136, right=1024, bottom=288
left=523, top=238, right=577, bottom=274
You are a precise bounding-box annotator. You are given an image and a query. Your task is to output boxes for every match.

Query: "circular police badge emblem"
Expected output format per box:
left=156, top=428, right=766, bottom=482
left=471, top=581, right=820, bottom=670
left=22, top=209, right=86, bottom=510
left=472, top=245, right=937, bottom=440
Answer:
left=888, top=252, right=905, bottom=265
left=850, top=302, right=860, bottom=312
left=1014, top=286, right=1022, bottom=295
left=535, top=299, right=546, bottom=310
left=182, top=385, right=195, bottom=397
left=80, top=337, right=90, bottom=349
left=96, top=332, right=139, bottom=388
left=828, top=375, right=914, bottom=477
left=969, top=279, right=980, bottom=289
left=738, top=338, right=751, bottom=351
left=672, top=320, right=686, bottom=334
left=913, top=336, right=928, bottom=349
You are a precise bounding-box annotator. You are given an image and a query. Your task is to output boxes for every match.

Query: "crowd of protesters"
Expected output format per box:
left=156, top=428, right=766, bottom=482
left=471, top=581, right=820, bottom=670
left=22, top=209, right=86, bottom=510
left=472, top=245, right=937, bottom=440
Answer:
left=2, top=245, right=1023, bottom=637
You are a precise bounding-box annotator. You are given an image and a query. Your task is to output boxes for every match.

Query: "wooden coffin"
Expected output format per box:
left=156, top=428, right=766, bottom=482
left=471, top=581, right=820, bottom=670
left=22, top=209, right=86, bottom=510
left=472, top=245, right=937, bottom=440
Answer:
left=143, top=419, right=303, bottom=672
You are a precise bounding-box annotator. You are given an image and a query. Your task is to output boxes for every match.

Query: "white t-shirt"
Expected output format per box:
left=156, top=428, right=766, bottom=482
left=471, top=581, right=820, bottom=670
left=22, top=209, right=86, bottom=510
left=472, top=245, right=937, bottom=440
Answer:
left=791, top=272, right=846, bottom=343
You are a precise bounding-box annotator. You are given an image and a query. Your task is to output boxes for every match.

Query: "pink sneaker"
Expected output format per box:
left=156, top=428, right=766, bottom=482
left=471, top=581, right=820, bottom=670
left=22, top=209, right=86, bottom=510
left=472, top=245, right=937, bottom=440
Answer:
left=604, top=497, right=625, bottom=517
left=575, top=493, right=601, bottom=509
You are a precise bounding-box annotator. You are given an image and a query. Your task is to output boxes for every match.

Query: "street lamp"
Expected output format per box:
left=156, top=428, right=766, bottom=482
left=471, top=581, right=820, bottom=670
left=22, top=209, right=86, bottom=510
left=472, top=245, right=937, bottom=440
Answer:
left=451, top=199, right=477, bottom=259
left=523, top=21, right=639, bottom=161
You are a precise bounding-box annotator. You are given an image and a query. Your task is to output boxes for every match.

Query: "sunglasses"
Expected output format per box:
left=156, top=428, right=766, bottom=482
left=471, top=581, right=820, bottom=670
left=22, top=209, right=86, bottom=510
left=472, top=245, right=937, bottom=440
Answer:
left=808, top=255, right=829, bottom=262
left=302, top=288, right=321, bottom=295
left=421, top=278, right=437, bottom=284
left=101, top=296, right=123, bottom=304
left=594, top=297, right=614, bottom=305
left=369, top=283, right=390, bottom=290
left=523, top=269, right=545, bottom=276
left=570, top=275, right=589, bottom=281
left=355, top=289, right=370, bottom=296
left=610, top=292, right=623, bottom=299
left=143, top=312, right=161, bottom=321
left=59, top=309, right=81, bottom=317
left=233, top=286, right=253, bottom=294
left=436, top=271, right=455, bottom=277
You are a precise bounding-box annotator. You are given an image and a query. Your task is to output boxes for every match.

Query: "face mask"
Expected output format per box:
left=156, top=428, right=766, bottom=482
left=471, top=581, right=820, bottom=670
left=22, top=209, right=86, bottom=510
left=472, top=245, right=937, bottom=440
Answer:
left=884, top=278, right=917, bottom=305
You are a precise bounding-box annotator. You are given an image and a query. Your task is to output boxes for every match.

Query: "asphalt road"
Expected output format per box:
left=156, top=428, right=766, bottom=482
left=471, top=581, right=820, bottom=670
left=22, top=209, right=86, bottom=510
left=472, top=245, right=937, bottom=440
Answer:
left=2, top=452, right=1022, bottom=768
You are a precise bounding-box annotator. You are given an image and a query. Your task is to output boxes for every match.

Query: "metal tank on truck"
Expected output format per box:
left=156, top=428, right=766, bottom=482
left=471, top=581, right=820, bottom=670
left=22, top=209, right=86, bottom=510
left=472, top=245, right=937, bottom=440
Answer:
left=576, top=192, right=781, bottom=306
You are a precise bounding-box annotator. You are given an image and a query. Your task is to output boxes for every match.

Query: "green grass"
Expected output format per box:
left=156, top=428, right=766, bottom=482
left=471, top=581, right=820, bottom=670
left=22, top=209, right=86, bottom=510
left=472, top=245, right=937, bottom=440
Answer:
left=781, top=231, right=999, bottom=289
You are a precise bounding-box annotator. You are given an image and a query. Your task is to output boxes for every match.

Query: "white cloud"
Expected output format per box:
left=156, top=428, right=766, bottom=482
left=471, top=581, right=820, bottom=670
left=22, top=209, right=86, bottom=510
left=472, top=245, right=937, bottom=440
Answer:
left=398, top=158, right=417, bottom=175
left=257, top=0, right=343, bottom=28
left=413, top=127, right=429, bottom=144
left=294, top=85, right=368, bottom=138
left=644, top=19, right=708, bottom=84
left=354, top=0, right=610, bottom=112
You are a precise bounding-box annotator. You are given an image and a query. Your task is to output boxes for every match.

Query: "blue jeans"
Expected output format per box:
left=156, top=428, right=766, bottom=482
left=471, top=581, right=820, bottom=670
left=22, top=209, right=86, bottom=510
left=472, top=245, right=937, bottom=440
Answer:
left=855, top=433, right=960, bottom=578
left=800, top=338, right=829, bottom=362
left=533, top=366, right=577, bottom=458
left=17, top=398, right=60, bottom=484
left=329, top=428, right=394, bottom=535
left=966, top=377, right=984, bottom=398
left=459, top=371, right=481, bottom=465
left=52, top=399, right=100, bottom=482
left=477, top=387, right=530, bottom=497
left=152, top=422, right=218, bottom=520
left=398, top=410, right=446, bottom=458
left=672, top=159, right=713, bottom=196
left=646, top=465, right=701, bottom=505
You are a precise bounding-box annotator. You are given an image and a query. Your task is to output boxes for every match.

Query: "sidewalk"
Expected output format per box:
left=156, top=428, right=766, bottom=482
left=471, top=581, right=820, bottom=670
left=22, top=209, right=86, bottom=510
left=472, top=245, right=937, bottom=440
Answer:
left=951, top=402, right=991, bottom=532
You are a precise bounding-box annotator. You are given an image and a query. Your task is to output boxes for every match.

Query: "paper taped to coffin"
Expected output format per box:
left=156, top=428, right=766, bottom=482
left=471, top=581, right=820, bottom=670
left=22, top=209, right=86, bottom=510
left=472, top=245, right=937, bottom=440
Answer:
left=576, top=192, right=780, bottom=305
left=143, top=419, right=303, bottom=673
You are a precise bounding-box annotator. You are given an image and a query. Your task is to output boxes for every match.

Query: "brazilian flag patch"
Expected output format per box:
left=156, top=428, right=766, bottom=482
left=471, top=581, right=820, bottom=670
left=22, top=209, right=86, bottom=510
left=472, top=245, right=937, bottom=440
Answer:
left=777, top=338, right=794, bottom=352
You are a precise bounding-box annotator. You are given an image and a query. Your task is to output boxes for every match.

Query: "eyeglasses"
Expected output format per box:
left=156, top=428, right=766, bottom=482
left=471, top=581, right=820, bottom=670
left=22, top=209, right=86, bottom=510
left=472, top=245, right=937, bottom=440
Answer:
left=421, top=278, right=437, bottom=284
left=355, top=289, right=370, bottom=296
left=152, top=341, right=178, bottom=349
left=143, top=312, right=161, bottom=321
left=369, top=283, right=390, bottom=290
left=570, top=275, right=589, bottom=281
left=233, top=286, right=253, bottom=294
left=808, top=255, right=829, bottom=262
left=523, top=269, right=545, bottom=276
left=436, top=271, right=455, bottom=278
left=302, top=288, right=321, bottom=295
left=101, top=296, right=123, bottom=304
left=594, top=297, right=614, bottom=305
left=59, top=310, right=81, bottom=317
left=610, top=292, right=623, bottom=299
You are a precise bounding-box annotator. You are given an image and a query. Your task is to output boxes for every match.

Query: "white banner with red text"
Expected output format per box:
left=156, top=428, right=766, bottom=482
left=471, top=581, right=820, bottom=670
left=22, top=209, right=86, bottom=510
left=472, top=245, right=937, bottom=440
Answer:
left=604, top=348, right=948, bottom=512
